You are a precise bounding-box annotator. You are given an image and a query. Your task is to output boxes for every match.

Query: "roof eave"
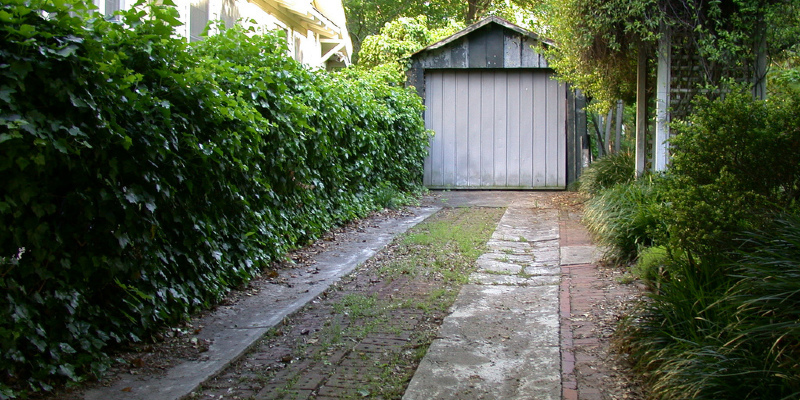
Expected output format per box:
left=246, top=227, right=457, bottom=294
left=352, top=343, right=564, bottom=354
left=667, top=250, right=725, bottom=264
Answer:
left=411, top=15, right=554, bottom=58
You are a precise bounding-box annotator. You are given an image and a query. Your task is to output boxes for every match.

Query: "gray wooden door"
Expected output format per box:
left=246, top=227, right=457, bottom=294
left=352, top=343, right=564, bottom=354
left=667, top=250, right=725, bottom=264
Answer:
left=423, top=70, right=566, bottom=189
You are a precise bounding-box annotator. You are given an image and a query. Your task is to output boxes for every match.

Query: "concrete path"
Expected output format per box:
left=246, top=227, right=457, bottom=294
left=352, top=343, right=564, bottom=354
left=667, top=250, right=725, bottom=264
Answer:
left=82, top=207, right=440, bottom=400
left=404, top=193, right=602, bottom=400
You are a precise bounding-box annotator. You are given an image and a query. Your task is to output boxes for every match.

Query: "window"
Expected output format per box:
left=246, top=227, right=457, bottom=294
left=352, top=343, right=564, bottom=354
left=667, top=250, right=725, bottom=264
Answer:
left=95, top=0, right=124, bottom=21
left=189, top=0, right=209, bottom=42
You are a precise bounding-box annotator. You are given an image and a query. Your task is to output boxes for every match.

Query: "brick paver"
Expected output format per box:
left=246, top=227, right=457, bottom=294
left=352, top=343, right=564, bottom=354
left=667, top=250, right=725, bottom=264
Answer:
left=559, top=209, right=643, bottom=400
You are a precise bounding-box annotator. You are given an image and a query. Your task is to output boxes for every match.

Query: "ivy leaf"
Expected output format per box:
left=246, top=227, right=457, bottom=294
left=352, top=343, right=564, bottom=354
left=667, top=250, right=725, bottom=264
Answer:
left=116, top=233, right=130, bottom=249
left=56, top=44, right=79, bottom=58
left=0, top=87, right=16, bottom=103
left=16, top=24, right=35, bottom=38
left=0, top=10, right=13, bottom=23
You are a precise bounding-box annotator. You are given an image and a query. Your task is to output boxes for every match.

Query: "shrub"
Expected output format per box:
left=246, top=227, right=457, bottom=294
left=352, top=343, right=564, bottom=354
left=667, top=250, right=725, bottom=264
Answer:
left=615, top=84, right=800, bottom=400
left=578, top=151, right=635, bottom=195
left=666, top=85, right=800, bottom=256
left=0, top=2, right=429, bottom=396
left=582, top=176, right=667, bottom=263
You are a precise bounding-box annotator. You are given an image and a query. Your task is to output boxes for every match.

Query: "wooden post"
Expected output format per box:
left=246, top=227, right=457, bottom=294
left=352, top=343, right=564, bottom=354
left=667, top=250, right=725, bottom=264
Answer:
left=654, top=24, right=671, bottom=172
left=635, top=43, right=648, bottom=178
left=614, top=100, right=623, bottom=153
left=604, top=109, right=613, bottom=154
left=567, top=87, right=578, bottom=186
left=576, top=92, right=588, bottom=168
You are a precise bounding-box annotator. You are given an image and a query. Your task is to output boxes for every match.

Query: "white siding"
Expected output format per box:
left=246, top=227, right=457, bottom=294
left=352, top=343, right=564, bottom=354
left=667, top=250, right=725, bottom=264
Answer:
left=423, top=69, right=566, bottom=189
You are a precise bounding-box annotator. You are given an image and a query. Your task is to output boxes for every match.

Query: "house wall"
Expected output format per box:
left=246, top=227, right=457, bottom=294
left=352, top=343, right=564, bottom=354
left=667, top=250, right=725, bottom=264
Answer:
left=94, top=0, right=347, bottom=69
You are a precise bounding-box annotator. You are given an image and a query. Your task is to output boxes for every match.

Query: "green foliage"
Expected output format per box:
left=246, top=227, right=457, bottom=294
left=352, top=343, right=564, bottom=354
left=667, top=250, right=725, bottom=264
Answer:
left=614, top=84, right=800, bottom=400
left=343, top=0, right=465, bottom=61
left=344, top=0, right=539, bottom=62
left=536, top=0, right=658, bottom=110
left=539, top=0, right=798, bottom=110
left=578, top=152, right=635, bottom=195
left=357, top=16, right=463, bottom=72
left=583, top=176, right=667, bottom=263
left=621, top=216, right=800, bottom=399
left=0, top=2, right=429, bottom=396
left=632, top=246, right=669, bottom=285
left=665, top=85, right=800, bottom=256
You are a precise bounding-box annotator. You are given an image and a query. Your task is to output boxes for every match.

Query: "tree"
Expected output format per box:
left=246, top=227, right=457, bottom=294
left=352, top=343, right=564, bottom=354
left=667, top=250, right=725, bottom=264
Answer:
left=344, top=0, right=542, bottom=63
left=357, top=16, right=464, bottom=70
left=344, top=0, right=463, bottom=63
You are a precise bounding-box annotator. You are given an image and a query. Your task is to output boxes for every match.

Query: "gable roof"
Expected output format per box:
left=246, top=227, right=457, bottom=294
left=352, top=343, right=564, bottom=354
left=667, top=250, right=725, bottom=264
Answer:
left=413, top=15, right=552, bottom=56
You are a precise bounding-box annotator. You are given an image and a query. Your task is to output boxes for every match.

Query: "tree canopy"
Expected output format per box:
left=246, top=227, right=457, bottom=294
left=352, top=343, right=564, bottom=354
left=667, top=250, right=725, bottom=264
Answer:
left=538, top=0, right=800, bottom=110
left=344, top=0, right=539, bottom=63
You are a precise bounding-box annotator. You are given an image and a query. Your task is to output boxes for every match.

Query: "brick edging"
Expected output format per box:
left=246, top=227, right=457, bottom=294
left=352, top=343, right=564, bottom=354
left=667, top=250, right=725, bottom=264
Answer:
left=561, top=264, right=578, bottom=400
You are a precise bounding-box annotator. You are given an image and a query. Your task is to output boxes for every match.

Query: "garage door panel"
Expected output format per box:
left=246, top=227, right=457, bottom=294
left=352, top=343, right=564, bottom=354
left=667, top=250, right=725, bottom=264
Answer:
left=424, top=71, right=440, bottom=187
left=480, top=71, right=496, bottom=187
left=518, top=72, right=534, bottom=188
left=556, top=80, right=567, bottom=188
left=506, top=71, right=521, bottom=187
left=466, top=71, right=481, bottom=186
left=545, top=77, right=560, bottom=187
left=444, top=71, right=459, bottom=186
left=533, top=72, right=547, bottom=187
left=492, top=72, right=508, bottom=187
left=423, top=69, right=565, bottom=189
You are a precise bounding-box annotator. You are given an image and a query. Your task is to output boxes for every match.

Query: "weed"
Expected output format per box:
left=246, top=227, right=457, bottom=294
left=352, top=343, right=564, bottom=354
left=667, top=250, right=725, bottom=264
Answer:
left=615, top=273, right=635, bottom=284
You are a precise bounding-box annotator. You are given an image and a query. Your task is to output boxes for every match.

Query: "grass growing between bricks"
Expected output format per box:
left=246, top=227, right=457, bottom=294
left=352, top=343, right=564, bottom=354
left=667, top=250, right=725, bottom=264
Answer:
left=193, top=207, right=504, bottom=400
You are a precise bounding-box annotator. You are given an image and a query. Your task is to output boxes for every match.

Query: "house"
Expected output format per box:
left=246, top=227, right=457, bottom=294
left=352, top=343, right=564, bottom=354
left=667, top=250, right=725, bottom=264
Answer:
left=94, top=0, right=352, bottom=69
left=407, top=16, right=587, bottom=190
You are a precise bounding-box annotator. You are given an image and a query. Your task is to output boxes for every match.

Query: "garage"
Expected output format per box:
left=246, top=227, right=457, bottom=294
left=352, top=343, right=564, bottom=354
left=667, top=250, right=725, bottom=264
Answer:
left=407, top=17, right=585, bottom=190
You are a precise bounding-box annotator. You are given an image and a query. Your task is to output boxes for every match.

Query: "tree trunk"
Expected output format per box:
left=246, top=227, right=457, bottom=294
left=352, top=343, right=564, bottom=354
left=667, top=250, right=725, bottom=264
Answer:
left=466, top=0, right=491, bottom=24
left=466, top=0, right=477, bottom=23
left=592, top=113, right=607, bottom=158
left=752, top=14, right=768, bottom=100
left=604, top=109, right=613, bottom=155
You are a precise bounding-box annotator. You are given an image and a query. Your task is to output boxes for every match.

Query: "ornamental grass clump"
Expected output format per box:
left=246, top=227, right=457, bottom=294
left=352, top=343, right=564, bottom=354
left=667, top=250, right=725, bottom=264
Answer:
left=582, top=176, right=666, bottom=263
left=621, top=216, right=800, bottom=399
left=578, top=151, right=635, bottom=195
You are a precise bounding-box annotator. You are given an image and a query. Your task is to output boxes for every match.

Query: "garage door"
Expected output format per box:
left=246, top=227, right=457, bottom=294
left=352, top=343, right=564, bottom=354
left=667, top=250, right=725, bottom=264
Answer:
left=423, top=70, right=566, bottom=189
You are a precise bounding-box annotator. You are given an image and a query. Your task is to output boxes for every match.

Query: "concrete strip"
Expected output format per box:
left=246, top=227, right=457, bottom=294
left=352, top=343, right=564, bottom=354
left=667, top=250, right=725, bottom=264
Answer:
left=469, top=273, right=561, bottom=287
left=404, top=200, right=561, bottom=400
left=560, top=245, right=603, bottom=265
left=83, top=206, right=440, bottom=400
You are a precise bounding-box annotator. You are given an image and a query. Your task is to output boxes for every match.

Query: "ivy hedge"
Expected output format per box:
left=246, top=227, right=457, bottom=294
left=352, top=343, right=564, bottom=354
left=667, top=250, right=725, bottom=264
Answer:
left=0, top=0, right=429, bottom=396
